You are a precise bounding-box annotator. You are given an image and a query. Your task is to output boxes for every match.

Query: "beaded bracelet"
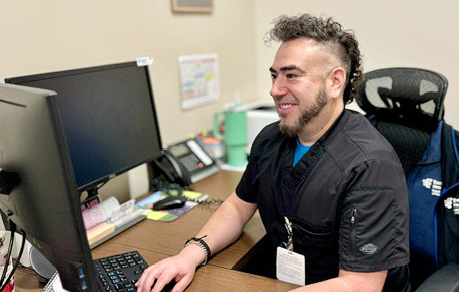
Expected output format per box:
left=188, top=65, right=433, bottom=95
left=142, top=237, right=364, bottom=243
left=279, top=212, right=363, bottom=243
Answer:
left=184, top=235, right=211, bottom=266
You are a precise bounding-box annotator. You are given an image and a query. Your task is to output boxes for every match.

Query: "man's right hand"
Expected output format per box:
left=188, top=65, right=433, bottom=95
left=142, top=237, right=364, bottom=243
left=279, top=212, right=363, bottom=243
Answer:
left=135, top=244, right=205, bottom=292
left=135, top=192, right=257, bottom=292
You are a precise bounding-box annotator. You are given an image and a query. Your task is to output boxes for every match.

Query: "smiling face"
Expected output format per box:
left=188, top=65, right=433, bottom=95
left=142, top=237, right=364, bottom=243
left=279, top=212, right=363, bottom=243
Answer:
left=278, top=80, right=328, bottom=137
left=269, top=38, right=344, bottom=138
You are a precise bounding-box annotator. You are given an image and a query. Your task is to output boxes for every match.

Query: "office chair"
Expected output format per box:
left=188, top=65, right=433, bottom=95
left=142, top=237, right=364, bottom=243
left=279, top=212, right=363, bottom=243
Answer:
left=356, top=68, right=459, bottom=292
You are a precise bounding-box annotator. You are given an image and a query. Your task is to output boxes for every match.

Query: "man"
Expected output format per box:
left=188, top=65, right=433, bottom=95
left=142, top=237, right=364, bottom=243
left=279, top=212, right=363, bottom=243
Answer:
left=136, top=14, right=410, bottom=292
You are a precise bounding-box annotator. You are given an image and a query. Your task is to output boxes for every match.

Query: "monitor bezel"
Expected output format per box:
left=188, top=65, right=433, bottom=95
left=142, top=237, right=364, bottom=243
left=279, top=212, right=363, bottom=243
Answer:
left=5, top=61, right=163, bottom=194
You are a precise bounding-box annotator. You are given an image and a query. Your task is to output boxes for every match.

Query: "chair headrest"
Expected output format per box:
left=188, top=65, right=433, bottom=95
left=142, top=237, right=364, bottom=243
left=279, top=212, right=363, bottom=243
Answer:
left=356, top=68, right=448, bottom=130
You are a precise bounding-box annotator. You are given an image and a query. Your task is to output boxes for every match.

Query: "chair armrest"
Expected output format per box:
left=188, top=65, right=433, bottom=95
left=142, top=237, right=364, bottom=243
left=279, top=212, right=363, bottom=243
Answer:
left=415, top=263, right=459, bottom=292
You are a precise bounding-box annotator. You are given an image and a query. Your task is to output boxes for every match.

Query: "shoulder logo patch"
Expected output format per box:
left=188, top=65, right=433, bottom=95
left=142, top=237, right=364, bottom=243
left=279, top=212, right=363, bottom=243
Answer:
left=422, top=178, right=442, bottom=196
left=444, top=197, right=459, bottom=215
left=359, top=243, right=378, bottom=255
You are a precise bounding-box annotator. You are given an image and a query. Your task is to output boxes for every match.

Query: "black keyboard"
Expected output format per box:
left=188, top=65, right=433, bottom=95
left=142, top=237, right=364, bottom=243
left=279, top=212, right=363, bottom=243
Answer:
left=94, top=250, right=148, bottom=291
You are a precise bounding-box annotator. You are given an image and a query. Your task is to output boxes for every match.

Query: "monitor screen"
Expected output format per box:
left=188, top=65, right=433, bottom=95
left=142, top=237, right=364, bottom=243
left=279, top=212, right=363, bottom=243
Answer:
left=5, top=61, right=162, bottom=193
left=0, top=83, right=99, bottom=291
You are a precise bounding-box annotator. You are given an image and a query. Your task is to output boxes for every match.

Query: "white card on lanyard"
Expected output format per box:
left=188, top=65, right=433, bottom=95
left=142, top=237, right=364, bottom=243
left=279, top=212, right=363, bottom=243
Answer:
left=276, top=246, right=305, bottom=286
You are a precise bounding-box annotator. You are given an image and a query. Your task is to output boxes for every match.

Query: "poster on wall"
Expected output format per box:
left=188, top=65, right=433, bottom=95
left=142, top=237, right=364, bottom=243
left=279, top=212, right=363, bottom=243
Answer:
left=178, top=53, right=220, bottom=110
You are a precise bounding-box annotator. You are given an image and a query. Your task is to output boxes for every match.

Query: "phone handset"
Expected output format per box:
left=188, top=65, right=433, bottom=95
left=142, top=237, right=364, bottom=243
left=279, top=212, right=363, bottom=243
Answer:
left=149, top=150, right=192, bottom=190
left=161, top=150, right=191, bottom=187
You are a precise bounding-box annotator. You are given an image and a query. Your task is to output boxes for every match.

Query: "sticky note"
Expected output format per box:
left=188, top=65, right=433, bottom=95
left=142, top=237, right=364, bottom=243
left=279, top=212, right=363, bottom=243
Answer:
left=182, top=191, right=203, bottom=199
left=146, top=210, right=168, bottom=220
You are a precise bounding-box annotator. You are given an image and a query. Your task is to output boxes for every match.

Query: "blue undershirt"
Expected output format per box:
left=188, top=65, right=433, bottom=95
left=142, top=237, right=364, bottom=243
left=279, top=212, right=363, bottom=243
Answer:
left=293, top=139, right=311, bottom=167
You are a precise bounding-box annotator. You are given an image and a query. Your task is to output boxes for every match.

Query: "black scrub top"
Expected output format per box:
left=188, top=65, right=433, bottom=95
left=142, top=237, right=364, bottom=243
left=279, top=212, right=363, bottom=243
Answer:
left=237, top=110, right=410, bottom=291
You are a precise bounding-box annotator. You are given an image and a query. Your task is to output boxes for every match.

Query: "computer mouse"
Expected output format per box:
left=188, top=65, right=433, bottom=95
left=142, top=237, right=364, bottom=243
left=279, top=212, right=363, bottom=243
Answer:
left=150, top=279, right=176, bottom=292
left=162, top=280, right=176, bottom=292
left=152, top=195, right=187, bottom=211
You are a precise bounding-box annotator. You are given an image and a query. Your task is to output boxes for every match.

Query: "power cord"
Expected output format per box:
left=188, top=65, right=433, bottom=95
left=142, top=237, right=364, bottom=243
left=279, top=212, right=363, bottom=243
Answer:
left=0, top=229, right=26, bottom=291
left=0, top=231, right=14, bottom=285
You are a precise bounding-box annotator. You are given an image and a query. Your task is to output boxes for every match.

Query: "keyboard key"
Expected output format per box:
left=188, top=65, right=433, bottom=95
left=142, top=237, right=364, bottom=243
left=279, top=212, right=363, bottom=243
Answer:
left=94, top=251, right=148, bottom=291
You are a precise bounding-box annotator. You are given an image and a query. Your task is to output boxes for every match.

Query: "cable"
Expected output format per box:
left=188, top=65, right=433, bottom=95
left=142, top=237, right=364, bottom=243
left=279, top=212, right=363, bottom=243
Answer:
left=160, top=184, right=223, bottom=206
left=0, top=230, right=14, bottom=286
left=0, top=230, right=26, bottom=291
left=188, top=197, right=224, bottom=205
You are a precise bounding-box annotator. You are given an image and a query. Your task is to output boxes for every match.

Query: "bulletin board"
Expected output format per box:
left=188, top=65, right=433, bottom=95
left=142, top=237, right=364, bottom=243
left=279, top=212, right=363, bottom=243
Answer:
left=178, top=53, right=220, bottom=110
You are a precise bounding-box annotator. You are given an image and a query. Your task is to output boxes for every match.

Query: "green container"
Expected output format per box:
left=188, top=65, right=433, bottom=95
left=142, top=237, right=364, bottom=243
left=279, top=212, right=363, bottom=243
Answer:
left=214, top=108, right=247, bottom=166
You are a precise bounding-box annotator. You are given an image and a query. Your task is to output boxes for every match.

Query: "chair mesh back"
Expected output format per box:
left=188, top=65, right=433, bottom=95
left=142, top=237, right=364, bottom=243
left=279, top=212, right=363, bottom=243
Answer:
left=357, top=68, right=448, bottom=173
left=376, top=121, right=430, bottom=174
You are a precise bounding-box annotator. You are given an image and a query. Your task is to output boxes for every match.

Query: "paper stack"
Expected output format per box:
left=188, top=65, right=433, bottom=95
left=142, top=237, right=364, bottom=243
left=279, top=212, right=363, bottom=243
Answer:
left=82, top=196, right=146, bottom=248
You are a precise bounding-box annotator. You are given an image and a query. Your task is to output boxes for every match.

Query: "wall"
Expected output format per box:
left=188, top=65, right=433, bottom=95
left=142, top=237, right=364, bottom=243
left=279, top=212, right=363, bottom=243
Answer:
left=1, top=1, right=457, bottom=198
left=0, top=0, right=257, bottom=199
left=2, top=0, right=458, bottom=268
left=254, top=0, right=459, bottom=128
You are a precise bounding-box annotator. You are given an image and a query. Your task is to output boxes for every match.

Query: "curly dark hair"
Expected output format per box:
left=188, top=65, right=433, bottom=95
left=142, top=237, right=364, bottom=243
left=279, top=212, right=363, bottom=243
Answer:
left=265, top=14, right=363, bottom=104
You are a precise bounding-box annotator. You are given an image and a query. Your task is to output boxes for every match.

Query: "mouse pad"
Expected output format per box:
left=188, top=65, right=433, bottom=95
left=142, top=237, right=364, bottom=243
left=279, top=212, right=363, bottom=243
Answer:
left=136, top=190, right=208, bottom=222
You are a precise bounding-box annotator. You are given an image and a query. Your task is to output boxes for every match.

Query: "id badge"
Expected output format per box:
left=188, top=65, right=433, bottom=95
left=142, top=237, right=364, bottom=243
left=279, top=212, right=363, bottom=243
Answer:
left=276, top=246, right=305, bottom=286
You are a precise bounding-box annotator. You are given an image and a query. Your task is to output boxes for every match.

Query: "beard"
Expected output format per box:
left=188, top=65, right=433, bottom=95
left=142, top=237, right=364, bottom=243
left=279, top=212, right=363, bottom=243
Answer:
left=279, top=87, right=329, bottom=137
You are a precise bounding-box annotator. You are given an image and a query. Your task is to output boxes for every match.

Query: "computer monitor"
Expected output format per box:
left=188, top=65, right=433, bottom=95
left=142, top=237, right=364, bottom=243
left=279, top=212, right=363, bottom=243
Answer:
left=0, top=83, right=99, bottom=291
left=5, top=61, right=163, bottom=196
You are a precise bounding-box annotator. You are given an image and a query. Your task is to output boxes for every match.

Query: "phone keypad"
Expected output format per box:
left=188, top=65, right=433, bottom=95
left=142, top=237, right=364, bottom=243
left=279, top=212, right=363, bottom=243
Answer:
left=179, top=154, right=201, bottom=172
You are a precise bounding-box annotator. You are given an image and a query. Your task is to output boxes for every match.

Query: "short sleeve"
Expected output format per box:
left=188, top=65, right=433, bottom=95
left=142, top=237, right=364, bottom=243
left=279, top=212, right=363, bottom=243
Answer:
left=338, top=159, right=410, bottom=272
left=235, top=122, right=278, bottom=203
left=235, top=141, right=261, bottom=203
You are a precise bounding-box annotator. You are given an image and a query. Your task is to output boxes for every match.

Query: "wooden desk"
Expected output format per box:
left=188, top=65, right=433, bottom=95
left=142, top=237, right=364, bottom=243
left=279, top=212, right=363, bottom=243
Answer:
left=15, top=170, right=299, bottom=291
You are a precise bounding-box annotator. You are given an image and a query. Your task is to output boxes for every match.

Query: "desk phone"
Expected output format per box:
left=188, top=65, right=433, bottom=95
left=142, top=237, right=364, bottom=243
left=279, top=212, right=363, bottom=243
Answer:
left=150, top=138, right=219, bottom=189
left=167, top=138, right=219, bottom=183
